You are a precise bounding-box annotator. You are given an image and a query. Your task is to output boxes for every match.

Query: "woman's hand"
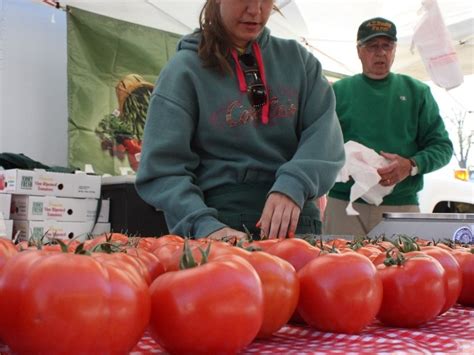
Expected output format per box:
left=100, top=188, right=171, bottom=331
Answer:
left=257, top=192, right=300, bottom=239
left=207, top=227, right=248, bottom=241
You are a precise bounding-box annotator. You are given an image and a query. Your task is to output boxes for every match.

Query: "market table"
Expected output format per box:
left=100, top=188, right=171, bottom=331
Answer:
left=1, top=305, right=472, bottom=354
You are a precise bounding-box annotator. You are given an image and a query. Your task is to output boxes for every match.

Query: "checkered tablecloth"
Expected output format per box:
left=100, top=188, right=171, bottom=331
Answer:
left=131, top=305, right=474, bottom=354
left=1, top=305, right=473, bottom=354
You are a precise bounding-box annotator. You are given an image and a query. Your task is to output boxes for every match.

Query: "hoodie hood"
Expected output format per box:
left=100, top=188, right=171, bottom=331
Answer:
left=176, top=30, right=201, bottom=52
left=176, top=27, right=271, bottom=53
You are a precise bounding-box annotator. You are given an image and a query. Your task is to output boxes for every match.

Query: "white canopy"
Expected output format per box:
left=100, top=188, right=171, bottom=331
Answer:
left=54, top=0, right=473, bottom=81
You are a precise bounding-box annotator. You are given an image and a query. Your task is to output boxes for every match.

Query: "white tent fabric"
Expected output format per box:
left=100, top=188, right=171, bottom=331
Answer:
left=54, top=0, right=473, bottom=82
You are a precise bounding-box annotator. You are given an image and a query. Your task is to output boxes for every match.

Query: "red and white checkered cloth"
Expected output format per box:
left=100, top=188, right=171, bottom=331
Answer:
left=131, top=305, right=474, bottom=354
left=1, top=305, right=472, bottom=354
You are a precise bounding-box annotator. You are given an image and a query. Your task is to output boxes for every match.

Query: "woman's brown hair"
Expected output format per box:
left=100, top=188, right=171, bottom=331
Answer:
left=198, top=0, right=279, bottom=75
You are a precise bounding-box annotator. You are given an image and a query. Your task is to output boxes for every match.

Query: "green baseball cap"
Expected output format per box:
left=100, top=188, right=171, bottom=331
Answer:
left=357, top=17, right=397, bottom=44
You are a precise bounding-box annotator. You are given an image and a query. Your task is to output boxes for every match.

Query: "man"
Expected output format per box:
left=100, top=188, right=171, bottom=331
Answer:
left=324, top=17, right=453, bottom=235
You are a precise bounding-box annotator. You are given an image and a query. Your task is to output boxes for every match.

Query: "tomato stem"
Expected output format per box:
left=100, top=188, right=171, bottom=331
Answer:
left=383, top=249, right=406, bottom=267
left=179, top=239, right=211, bottom=270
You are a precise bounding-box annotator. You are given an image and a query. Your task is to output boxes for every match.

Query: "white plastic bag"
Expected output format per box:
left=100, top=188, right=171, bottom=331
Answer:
left=411, top=0, right=464, bottom=89
left=336, top=141, right=394, bottom=216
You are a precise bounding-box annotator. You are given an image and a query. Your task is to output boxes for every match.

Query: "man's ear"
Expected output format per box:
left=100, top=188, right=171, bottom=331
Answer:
left=356, top=45, right=363, bottom=60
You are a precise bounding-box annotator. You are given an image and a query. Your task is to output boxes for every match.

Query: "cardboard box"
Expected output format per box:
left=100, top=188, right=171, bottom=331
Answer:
left=13, top=220, right=111, bottom=242
left=10, top=195, right=110, bottom=223
left=0, top=169, right=101, bottom=198
left=0, top=193, right=12, bottom=220
left=0, top=217, right=13, bottom=240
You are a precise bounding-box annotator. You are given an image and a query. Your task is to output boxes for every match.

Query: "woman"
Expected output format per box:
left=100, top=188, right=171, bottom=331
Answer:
left=136, top=0, right=344, bottom=240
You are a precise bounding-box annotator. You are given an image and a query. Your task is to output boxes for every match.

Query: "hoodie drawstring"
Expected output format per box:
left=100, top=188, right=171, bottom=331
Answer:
left=231, top=49, right=248, bottom=92
left=231, top=43, right=270, bottom=125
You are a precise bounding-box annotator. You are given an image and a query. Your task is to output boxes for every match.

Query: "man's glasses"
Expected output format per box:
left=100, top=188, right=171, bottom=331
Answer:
left=360, top=42, right=396, bottom=53
left=239, top=53, right=267, bottom=110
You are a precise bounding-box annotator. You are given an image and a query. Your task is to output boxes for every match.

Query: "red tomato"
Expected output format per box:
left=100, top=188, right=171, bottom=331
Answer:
left=209, top=244, right=299, bottom=338
left=125, top=247, right=166, bottom=282
left=245, top=238, right=281, bottom=252
left=297, top=252, right=383, bottom=334
left=356, top=245, right=383, bottom=260
left=135, top=237, right=161, bottom=251
left=372, top=247, right=401, bottom=266
left=151, top=238, right=186, bottom=272
left=451, top=248, right=474, bottom=306
left=15, top=240, right=30, bottom=251
left=92, top=251, right=151, bottom=284
left=415, top=238, right=432, bottom=246
left=65, top=239, right=81, bottom=252
left=149, top=234, right=184, bottom=251
left=149, top=254, right=263, bottom=354
left=250, top=251, right=299, bottom=338
left=156, top=238, right=232, bottom=272
left=435, top=242, right=456, bottom=252
left=0, top=250, right=150, bottom=354
left=266, top=238, right=321, bottom=324
left=325, top=238, right=350, bottom=249
left=376, top=252, right=445, bottom=327
left=0, top=237, right=17, bottom=272
left=154, top=239, right=213, bottom=272
left=84, top=232, right=130, bottom=251
left=374, top=240, right=395, bottom=252
left=421, top=246, right=463, bottom=314
left=41, top=239, right=81, bottom=253
left=266, top=238, right=321, bottom=272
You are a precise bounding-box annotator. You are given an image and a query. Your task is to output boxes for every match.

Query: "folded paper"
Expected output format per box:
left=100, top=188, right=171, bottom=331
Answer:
left=336, top=141, right=394, bottom=215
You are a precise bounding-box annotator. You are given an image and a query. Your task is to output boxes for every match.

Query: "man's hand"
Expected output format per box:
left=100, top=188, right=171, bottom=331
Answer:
left=377, top=151, right=412, bottom=186
left=257, top=192, right=300, bottom=239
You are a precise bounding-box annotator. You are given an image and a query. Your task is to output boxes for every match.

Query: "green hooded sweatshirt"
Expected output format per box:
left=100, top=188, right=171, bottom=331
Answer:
left=135, top=28, right=345, bottom=237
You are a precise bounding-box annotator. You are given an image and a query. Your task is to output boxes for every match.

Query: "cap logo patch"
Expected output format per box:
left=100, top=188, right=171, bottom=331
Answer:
left=367, top=21, right=392, bottom=32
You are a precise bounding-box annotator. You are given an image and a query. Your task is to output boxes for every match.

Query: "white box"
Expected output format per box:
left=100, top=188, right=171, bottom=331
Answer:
left=0, top=194, right=12, bottom=220
left=13, top=220, right=111, bottom=242
left=10, top=195, right=109, bottom=223
left=0, top=217, right=13, bottom=240
left=0, top=169, right=101, bottom=198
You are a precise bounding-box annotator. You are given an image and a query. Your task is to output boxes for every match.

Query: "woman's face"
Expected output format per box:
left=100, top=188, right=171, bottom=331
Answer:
left=217, top=0, right=274, bottom=48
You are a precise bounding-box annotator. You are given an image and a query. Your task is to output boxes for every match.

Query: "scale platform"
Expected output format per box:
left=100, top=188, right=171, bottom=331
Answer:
left=368, top=213, right=474, bottom=243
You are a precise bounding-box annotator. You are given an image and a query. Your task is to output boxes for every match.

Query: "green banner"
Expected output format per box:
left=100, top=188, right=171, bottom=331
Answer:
left=67, top=7, right=181, bottom=175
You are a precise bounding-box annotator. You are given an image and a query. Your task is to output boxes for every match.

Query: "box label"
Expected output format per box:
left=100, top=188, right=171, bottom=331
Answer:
left=32, top=201, right=44, bottom=216
left=32, top=226, right=44, bottom=239
left=21, top=176, right=33, bottom=190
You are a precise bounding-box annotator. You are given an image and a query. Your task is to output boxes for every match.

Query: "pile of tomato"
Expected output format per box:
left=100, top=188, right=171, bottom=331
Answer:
left=0, top=233, right=472, bottom=354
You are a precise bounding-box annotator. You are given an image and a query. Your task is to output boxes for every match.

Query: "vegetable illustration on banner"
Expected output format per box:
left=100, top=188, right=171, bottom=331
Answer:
left=96, top=74, right=154, bottom=171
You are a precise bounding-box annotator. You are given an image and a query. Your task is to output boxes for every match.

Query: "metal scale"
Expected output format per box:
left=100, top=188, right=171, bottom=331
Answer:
left=368, top=213, right=474, bottom=243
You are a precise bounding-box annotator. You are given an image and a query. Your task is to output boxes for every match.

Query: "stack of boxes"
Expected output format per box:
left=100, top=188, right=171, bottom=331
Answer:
left=0, top=194, right=13, bottom=238
left=0, top=169, right=110, bottom=242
